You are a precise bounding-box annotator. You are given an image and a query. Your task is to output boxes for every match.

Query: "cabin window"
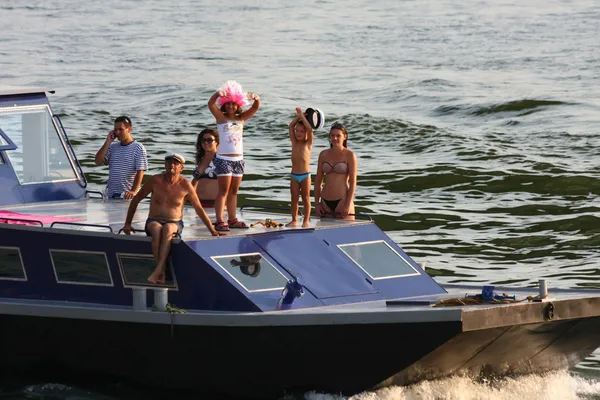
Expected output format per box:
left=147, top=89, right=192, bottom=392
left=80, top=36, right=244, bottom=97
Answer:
left=338, top=240, right=421, bottom=280
left=0, top=247, right=26, bottom=281
left=50, top=250, right=113, bottom=286
left=117, top=254, right=177, bottom=288
left=0, top=106, right=78, bottom=184
left=211, top=253, right=289, bottom=292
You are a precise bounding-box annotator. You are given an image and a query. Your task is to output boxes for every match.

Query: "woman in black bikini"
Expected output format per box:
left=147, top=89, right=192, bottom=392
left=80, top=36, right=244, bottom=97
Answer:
left=191, top=128, right=219, bottom=208
left=314, top=122, right=357, bottom=219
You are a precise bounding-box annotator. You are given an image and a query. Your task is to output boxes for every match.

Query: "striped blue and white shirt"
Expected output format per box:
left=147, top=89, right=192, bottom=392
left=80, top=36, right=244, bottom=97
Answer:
left=104, top=141, right=148, bottom=197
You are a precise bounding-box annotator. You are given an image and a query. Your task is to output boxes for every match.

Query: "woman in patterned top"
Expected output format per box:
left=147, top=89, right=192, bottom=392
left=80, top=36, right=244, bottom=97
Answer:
left=191, top=128, right=219, bottom=208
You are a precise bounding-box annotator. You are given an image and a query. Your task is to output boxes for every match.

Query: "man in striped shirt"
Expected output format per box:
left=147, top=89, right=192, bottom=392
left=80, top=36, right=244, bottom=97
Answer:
left=94, top=116, right=148, bottom=199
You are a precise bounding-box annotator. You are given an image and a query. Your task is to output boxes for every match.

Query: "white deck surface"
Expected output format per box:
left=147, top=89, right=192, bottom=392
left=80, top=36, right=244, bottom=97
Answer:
left=0, top=197, right=371, bottom=240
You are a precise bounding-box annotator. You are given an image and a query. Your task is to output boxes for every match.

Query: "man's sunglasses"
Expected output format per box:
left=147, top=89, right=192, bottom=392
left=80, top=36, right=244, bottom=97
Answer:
left=115, top=116, right=132, bottom=126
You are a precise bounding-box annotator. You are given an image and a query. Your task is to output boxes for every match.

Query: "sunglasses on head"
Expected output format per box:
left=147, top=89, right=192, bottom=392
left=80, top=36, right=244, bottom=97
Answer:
left=201, top=138, right=215, bottom=144
left=115, top=116, right=131, bottom=125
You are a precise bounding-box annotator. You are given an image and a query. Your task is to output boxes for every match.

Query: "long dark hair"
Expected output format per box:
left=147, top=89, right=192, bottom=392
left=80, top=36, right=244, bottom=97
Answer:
left=329, top=122, right=348, bottom=148
left=195, top=128, right=219, bottom=164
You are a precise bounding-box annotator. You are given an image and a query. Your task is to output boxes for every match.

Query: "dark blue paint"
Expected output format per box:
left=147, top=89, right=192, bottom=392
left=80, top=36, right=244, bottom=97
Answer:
left=19, top=181, right=86, bottom=202
left=185, top=237, right=324, bottom=311
left=0, top=221, right=446, bottom=311
left=0, top=163, right=24, bottom=205
left=0, top=93, right=49, bottom=108
left=0, top=227, right=262, bottom=312
left=253, top=231, right=382, bottom=300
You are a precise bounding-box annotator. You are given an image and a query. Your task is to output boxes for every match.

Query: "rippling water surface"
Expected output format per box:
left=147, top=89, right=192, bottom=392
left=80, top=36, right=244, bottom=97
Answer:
left=2, top=0, right=600, bottom=398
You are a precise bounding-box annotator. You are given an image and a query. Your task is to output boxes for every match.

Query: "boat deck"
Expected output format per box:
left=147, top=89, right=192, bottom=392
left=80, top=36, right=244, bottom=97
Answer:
left=0, top=197, right=371, bottom=240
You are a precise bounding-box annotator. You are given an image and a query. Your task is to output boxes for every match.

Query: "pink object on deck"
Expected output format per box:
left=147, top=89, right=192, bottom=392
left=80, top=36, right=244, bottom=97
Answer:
left=0, top=210, right=82, bottom=226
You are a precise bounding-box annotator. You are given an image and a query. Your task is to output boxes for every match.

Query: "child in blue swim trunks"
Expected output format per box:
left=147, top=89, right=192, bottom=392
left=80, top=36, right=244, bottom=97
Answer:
left=287, top=107, right=314, bottom=228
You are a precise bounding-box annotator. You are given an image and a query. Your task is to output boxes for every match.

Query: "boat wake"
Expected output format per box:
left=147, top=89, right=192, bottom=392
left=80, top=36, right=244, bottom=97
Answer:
left=301, top=371, right=600, bottom=400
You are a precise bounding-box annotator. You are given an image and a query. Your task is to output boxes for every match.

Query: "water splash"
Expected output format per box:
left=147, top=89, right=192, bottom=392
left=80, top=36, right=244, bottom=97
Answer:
left=302, top=372, right=600, bottom=400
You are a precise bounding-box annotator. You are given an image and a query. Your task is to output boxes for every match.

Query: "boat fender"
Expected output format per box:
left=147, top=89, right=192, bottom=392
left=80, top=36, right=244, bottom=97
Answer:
left=545, top=302, right=555, bottom=320
left=277, top=275, right=305, bottom=310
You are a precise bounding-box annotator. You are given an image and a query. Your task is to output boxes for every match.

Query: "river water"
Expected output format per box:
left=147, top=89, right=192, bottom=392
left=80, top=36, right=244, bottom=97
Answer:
left=2, top=0, right=600, bottom=398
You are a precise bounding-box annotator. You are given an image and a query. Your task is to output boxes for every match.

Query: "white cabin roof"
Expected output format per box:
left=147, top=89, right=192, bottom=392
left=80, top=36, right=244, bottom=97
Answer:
left=0, top=86, right=54, bottom=97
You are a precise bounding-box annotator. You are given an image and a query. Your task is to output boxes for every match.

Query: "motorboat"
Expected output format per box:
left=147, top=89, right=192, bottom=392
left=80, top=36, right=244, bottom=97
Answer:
left=1, top=86, right=600, bottom=398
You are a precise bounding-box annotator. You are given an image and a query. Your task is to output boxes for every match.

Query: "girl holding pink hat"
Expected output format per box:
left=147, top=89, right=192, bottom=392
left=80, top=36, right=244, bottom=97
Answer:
left=207, top=80, right=261, bottom=231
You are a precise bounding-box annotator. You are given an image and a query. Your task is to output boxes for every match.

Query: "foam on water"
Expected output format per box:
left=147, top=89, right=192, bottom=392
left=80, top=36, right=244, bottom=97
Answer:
left=303, top=372, right=600, bottom=400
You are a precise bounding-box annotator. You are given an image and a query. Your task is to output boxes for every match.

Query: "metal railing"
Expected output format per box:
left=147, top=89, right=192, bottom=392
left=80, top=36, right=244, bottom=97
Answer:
left=50, top=221, right=113, bottom=232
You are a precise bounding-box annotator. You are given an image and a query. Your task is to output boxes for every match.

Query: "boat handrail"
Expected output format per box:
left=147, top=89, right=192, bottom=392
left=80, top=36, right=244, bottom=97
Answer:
left=50, top=221, right=114, bottom=233
left=0, top=217, right=44, bottom=226
left=240, top=203, right=373, bottom=221
left=320, top=212, right=373, bottom=221
left=240, top=203, right=302, bottom=215
left=117, top=227, right=141, bottom=235
left=85, top=190, right=105, bottom=199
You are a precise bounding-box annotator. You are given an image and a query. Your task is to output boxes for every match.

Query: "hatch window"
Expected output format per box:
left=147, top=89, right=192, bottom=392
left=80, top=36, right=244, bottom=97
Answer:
left=211, top=253, right=289, bottom=292
left=338, top=240, right=421, bottom=280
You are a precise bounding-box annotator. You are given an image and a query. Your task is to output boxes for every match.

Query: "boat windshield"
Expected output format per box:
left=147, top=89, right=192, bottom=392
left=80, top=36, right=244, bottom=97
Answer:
left=0, top=105, right=78, bottom=184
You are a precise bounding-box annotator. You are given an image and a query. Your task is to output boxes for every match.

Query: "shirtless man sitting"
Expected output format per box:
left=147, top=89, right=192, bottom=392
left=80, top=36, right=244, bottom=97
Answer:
left=123, top=153, right=224, bottom=284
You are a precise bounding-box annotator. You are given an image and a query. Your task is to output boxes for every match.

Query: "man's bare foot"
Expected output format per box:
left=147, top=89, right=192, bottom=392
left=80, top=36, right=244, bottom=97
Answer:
left=148, top=270, right=161, bottom=284
left=302, top=221, right=310, bottom=228
left=286, top=221, right=298, bottom=227
left=148, top=269, right=166, bottom=284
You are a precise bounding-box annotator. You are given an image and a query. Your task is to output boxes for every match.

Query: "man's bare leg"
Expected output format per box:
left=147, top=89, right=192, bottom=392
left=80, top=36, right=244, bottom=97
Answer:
left=148, top=223, right=179, bottom=284
left=146, top=222, right=162, bottom=262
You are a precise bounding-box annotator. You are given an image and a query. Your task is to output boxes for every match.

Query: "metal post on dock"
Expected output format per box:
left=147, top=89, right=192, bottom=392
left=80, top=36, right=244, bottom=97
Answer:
left=153, top=288, right=168, bottom=311
left=539, top=279, right=548, bottom=298
left=132, top=287, right=147, bottom=311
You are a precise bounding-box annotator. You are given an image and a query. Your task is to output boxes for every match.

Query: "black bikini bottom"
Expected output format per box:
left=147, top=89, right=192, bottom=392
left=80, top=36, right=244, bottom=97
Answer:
left=322, top=198, right=341, bottom=212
